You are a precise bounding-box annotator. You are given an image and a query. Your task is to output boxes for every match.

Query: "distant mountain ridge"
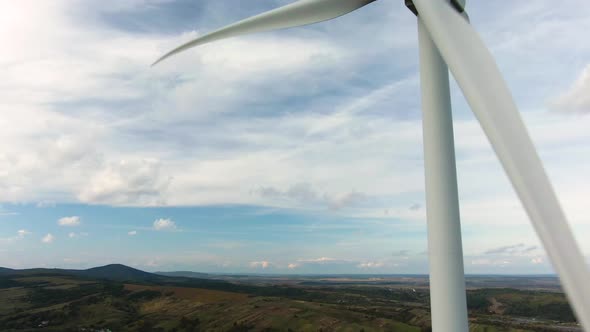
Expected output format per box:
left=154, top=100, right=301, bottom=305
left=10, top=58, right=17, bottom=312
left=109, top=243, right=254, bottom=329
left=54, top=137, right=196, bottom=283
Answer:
left=0, top=264, right=162, bottom=282
left=156, top=271, right=210, bottom=278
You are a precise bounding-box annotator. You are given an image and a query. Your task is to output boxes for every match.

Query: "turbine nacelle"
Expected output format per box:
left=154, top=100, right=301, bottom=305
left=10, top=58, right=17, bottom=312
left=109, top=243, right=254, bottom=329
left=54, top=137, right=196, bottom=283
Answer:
left=405, top=0, right=465, bottom=16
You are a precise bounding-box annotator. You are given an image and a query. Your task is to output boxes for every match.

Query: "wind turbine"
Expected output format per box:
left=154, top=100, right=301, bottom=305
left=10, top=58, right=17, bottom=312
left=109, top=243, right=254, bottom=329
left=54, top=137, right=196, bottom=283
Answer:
left=153, top=0, right=590, bottom=331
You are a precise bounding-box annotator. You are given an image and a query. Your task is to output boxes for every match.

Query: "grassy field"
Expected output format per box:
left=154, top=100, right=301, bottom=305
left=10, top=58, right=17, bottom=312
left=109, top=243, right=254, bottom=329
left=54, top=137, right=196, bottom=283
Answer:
left=124, top=284, right=250, bottom=303
left=123, top=284, right=423, bottom=331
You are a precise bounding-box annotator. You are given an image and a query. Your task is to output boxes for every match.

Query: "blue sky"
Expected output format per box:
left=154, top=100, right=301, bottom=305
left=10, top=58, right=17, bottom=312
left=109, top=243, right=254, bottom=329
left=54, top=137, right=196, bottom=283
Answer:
left=0, top=0, right=589, bottom=274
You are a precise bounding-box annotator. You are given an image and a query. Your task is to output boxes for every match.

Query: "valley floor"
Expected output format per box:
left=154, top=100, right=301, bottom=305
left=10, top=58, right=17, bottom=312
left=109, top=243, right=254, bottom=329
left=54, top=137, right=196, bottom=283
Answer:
left=0, top=268, right=582, bottom=332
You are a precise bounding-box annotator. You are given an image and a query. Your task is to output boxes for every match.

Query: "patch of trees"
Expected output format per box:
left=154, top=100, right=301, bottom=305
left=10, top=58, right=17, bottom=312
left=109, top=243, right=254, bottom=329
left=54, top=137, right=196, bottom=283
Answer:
left=505, top=301, right=576, bottom=322
left=26, top=282, right=126, bottom=307
left=127, top=289, right=162, bottom=302
left=0, top=277, right=21, bottom=288
left=466, top=292, right=490, bottom=312
left=227, top=321, right=255, bottom=332
left=466, top=288, right=576, bottom=322
left=337, top=287, right=429, bottom=304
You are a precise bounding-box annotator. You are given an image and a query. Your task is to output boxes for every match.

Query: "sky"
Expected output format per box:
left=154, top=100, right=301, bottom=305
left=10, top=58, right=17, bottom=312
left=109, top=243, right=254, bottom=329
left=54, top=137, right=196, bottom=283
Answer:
left=0, top=0, right=589, bottom=274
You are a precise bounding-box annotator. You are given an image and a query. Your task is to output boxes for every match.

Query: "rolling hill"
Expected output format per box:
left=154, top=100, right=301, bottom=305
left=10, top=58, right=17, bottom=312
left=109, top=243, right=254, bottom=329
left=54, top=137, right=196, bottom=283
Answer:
left=83, top=264, right=161, bottom=281
left=0, top=264, right=163, bottom=282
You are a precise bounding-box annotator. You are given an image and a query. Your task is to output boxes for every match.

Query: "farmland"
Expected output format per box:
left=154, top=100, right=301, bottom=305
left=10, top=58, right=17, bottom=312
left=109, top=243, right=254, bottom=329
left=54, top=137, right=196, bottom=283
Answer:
left=0, top=265, right=582, bottom=331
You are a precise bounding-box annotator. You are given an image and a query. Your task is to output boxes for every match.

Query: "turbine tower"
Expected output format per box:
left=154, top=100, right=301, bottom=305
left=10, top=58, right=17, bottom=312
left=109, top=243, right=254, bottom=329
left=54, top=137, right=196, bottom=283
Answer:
left=153, top=1, right=590, bottom=331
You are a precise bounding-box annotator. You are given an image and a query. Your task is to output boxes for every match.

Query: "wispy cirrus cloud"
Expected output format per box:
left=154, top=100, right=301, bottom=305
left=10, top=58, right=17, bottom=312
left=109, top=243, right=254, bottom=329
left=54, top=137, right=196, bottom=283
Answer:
left=255, top=183, right=369, bottom=211
left=484, top=243, right=538, bottom=256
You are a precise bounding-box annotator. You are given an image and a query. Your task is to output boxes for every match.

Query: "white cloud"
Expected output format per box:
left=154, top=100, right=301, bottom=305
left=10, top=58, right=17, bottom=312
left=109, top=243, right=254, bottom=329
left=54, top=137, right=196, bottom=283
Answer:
left=255, top=183, right=371, bottom=211
left=36, top=201, right=56, bottom=208
left=78, top=159, right=171, bottom=206
left=470, top=259, right=512, bottom=267
left=17, top=230, right=31, bottom=238
left=41, top=233, right=55, bottom=244
left=250, top=261, right=270, bottom=269
left=287, top=263, right=299, bottom=269
left=357, top=261, right=385, bottom=269
left=550, top=64, right=590, bottom=113
left=128, top=231, right=138, bottom=236
left=531, top=257, right=544, bottom=265
left=145, top=260, right=160, bottom=268
left=0, top=0, right=421, bottom=209
left=153, top=218, right=176, bottom=231
left=0, top=230, right=32, bottom=244
left=58, top=216, right=81, bottom=227
left=297, top=257, right=338, bottom=264
left=67, top=232, right=88, bottom=238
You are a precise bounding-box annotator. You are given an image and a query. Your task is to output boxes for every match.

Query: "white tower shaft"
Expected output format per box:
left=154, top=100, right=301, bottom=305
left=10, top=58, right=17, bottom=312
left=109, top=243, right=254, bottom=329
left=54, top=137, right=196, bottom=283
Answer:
left=418, top=17, right=469, bottom=332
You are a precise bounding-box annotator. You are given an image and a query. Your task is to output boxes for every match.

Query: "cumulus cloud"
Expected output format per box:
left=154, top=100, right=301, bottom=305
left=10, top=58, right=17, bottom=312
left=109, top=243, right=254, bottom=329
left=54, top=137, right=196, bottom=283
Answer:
left=357, top=261, right=385, bottom=269
left=68, top=232, right=88, bottom=238
left=153, top=218, right=176, bottom=231
left=467, top=248, right=550, bottom=272
left=288, top=256, right=400, bottom=271
left=58, top=216, right=81, bottom=227
left=41, top=234, right=55, bottom=244
left=17, top=230, right=31, bottom=238
left=78, top=159, right=171, bottom=206
left=550, top=64, right=590, bottom=113
left=250, top=261, right=271, bottom=269
left=0, top=230, right=32, bottom=244
left=128, top=231, right=138, bottom=236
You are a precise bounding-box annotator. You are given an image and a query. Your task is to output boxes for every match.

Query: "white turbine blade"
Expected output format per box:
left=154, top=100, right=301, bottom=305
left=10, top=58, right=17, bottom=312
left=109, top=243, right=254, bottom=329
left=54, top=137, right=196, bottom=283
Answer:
left=152, top=0, right=376, bottom=66
left=413, top=0, right=590, bottom=328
